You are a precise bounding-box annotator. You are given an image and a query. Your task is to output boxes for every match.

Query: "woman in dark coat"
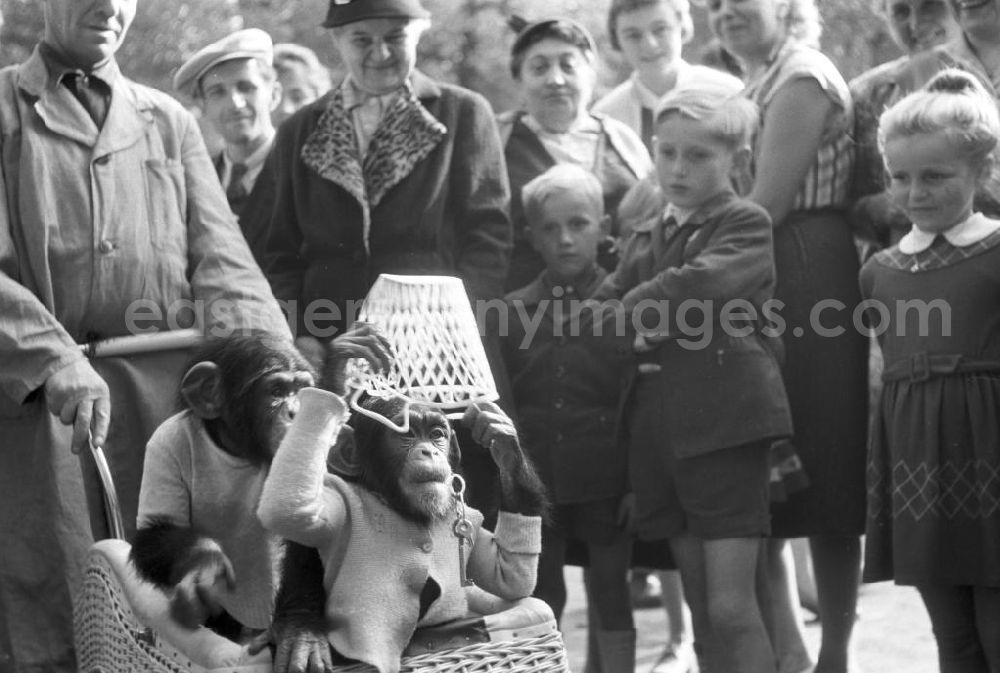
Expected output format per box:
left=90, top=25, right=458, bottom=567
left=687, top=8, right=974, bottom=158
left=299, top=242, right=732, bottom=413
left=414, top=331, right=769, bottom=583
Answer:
left=252, top=0, right=512, bottom=348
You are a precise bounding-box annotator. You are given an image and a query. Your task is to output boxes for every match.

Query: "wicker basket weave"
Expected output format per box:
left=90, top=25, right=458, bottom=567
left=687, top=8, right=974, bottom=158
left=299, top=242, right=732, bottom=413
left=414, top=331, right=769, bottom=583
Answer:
left=74, top=541, right=570, bottom=673
left=331, top=631, right=569, bottom=672
left=344, top=275, right=498, bottom=429
left=74, top=542, right=271, bottom=673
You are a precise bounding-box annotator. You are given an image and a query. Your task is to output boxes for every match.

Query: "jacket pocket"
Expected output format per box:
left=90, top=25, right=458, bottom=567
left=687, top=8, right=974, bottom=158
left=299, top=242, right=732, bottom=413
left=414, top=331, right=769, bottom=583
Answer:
left=143, top=158, right=187, bottom=255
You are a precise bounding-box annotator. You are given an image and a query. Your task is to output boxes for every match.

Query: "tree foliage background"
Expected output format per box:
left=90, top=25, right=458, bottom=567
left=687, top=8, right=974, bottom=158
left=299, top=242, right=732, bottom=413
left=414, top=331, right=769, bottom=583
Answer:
left=0, top=0, right=899, bottom=111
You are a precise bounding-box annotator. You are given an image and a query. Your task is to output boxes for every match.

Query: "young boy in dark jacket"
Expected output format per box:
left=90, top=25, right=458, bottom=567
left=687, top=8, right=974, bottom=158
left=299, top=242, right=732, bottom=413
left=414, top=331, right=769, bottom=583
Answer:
left=501, top=164, right=636, bottom=672
left=595, top=84, right=792, bottom=673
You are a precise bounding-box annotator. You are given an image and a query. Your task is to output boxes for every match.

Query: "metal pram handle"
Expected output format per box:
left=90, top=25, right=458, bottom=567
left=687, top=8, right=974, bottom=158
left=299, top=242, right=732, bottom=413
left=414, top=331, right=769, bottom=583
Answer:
left=88, top=431, right=126, bottom=540
left=80, top=328, right=205, bottom=541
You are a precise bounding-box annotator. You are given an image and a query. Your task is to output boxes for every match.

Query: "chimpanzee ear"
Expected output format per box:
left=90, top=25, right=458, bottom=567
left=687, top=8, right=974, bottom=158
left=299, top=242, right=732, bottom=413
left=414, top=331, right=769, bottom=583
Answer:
left=327, top=425, right=362, bottom=477
left=180, top=362, right=225, bottom=420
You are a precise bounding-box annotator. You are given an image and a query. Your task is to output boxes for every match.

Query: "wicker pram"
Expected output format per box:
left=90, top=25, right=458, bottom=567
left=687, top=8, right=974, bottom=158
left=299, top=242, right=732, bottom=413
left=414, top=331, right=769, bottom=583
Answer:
left=75, top=539, right=272, bottom=673
left=72, top=333, right=571, bottom=673
left=74, top=540, right=570, bottom=673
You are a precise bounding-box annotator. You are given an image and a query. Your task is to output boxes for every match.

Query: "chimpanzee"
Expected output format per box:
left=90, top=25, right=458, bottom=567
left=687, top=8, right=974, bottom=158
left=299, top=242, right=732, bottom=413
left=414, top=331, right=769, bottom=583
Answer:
left=129, top=328, right=390, bottom=664
left=256, top=390, right=549, bottom=673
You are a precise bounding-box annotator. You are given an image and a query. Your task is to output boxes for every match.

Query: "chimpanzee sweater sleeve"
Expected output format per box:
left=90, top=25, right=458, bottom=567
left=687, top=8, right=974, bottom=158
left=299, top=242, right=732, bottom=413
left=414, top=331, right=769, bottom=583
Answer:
left=257, top=388, right=350, bottom=549
left=465, top=511, right=542, bottom=600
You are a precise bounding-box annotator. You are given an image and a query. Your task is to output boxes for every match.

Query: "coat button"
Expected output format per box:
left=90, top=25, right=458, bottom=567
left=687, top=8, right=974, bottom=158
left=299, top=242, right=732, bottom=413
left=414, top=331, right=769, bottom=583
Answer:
left=420, top=541, right=433, bottom=553
left=555, top=432, right=564, bottom=443
left=554, top=365, right=566, bottom=377
left=553, top=398, right=564, bottom=410
left=98, top=240, right=115, bottom=254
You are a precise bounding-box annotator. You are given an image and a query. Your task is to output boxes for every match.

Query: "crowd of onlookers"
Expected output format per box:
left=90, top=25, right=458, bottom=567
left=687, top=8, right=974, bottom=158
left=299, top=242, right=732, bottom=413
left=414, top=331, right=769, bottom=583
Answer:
left=1, top=0, right=1000, bottom=672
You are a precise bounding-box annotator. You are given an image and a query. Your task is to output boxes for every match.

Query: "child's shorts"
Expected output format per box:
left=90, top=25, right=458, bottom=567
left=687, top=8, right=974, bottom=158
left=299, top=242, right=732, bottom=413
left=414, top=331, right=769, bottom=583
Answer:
left=628, top=386, right=771, bottom=541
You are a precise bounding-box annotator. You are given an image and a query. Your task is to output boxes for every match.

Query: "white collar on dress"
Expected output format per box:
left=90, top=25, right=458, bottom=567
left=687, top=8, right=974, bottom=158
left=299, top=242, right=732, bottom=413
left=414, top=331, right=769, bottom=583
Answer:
left=898, top=212, right=1000, bottom=254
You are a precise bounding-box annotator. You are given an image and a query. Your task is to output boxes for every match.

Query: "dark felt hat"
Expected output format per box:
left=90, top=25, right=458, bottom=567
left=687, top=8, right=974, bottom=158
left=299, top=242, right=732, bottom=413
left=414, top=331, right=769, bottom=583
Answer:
left=509, top=17, right=597, bottom=59
left=323, top=0, right=430, bottom=28
left=507, top=16, right=598, bottom=78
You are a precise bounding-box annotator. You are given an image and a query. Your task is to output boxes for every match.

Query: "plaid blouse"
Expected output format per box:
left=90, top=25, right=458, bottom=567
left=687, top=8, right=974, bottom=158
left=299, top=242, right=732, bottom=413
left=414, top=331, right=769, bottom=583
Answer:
left=744, top=40, right=854, bottom=212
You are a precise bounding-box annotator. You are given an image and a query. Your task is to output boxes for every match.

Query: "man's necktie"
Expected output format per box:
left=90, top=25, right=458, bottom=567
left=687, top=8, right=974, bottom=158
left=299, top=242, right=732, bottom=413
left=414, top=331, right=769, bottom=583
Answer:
left=226, top=163, right=249, bottom=207
left=63, top=73, right=110, bottom=129
left=662, top=215, right=700, bottom=267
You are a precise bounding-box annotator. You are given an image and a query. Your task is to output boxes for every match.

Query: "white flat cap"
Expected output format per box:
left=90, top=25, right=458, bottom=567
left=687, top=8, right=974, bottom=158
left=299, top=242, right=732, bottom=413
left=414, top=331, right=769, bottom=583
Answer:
left=174, top=28, right=274, bottom=96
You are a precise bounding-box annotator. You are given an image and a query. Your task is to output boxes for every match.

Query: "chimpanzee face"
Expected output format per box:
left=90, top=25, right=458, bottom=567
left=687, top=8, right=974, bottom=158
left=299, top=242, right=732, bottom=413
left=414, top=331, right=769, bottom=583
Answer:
left=389, top=409, right=454, bottom=521
left=353, top=401, right=459, bottom=525
left=252, top=369, right=316, bottom=459
left=181, top=335, right=316, bottom=464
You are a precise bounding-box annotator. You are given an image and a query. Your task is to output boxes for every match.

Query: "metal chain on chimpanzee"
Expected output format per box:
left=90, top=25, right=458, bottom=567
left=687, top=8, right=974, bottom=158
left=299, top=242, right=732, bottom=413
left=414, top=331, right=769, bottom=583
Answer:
left=450, top=474, right=476, bottom=587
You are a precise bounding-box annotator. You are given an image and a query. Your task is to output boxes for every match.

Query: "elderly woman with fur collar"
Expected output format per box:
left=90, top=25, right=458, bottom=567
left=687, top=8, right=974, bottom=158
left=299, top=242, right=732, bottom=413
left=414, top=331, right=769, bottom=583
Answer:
left=250, top=0, right=512, bottom=355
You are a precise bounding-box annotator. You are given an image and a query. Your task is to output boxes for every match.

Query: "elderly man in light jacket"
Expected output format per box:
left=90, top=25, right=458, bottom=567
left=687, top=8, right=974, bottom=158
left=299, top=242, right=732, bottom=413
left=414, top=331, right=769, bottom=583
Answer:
left=0, top=1, right=292, bottom=670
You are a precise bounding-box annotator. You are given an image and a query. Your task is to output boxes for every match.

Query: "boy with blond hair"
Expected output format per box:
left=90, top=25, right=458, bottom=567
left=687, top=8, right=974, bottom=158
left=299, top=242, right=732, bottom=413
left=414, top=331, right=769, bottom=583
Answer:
left=502, top=164, right=636, bottom=672
left=596, top=84, right=792, bottom=672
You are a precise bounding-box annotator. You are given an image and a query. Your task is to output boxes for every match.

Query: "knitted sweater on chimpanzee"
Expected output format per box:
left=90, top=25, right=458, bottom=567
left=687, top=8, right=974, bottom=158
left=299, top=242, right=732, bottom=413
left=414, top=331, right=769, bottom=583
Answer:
left=257, top=389, right=542, bottom=673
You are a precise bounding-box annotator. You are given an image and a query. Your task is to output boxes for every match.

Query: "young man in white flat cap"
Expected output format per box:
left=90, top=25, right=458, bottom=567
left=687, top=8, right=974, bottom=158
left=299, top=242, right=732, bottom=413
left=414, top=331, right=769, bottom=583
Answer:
left=175, top=28, right=281, bottom=221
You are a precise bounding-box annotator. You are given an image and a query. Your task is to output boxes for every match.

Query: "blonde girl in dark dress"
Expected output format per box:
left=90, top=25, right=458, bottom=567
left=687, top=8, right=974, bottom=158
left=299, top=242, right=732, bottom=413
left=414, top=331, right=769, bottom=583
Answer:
left=862, top=69, right=1000, bottom=673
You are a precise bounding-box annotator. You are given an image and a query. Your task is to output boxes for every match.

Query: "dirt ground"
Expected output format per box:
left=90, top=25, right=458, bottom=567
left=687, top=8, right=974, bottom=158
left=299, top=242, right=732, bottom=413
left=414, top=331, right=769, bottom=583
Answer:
left=560, top=566, right=938, bottom=673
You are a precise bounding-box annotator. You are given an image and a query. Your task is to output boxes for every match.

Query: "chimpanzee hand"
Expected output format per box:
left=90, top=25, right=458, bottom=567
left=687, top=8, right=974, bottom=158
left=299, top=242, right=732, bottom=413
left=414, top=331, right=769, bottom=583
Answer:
left=321, top=322, right=393, bottom=394
left=252, top=541, right=333, bottom=673
left=44, top=358, right=111, bottom=454
left=462, top=402, right=549, bottom=518
left=168, top=539, right=236, bottom=629
left=247, top=610, right=333, bottom=673
left=461, top=401, right=525, bottom=476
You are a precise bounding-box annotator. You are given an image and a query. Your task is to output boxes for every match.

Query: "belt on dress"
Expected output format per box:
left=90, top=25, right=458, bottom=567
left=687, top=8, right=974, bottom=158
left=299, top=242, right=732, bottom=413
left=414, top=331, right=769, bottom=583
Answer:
left=881, top=352, right=1000, bottom=383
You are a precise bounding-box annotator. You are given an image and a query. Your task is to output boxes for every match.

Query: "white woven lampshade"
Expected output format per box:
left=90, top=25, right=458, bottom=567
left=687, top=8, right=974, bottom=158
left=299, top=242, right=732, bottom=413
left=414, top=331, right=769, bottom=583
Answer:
left=344, top=274, right=498, bottom=431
